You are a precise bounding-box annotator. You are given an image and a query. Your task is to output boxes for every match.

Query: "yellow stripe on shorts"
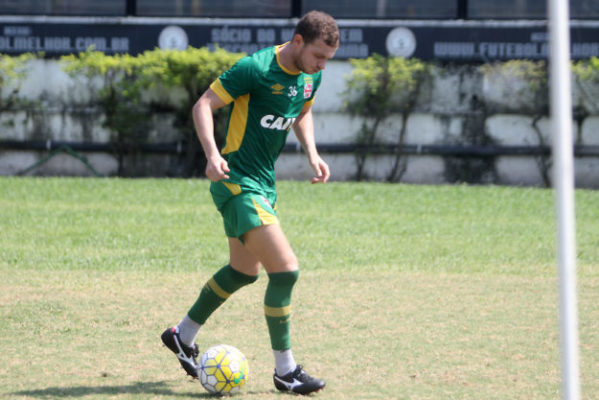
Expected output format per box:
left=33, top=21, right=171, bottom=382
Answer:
left=251, top=198, right=279, bottom=225
left=264, top=304, right=292, bottom=317
left=207, top=278, right=231, bottom=300
left=222, top=181, right=242, bottom=195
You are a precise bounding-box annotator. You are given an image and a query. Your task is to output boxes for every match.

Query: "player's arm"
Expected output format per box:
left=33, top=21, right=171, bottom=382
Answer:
left=192, top=88, right=230, bottom=182
left=293, top=105, right=330, bottom=184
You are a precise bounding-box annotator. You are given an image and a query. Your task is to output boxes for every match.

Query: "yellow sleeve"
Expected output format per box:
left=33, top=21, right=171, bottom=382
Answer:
left=209, top=78, right=235, bottom=105
left=301, top=97, right=315, bottom=113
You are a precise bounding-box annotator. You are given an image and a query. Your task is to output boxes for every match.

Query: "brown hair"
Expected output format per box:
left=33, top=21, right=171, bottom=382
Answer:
left=294, top=10, right=339, bottom=47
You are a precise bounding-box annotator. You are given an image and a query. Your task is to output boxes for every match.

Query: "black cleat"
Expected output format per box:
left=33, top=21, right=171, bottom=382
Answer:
left=161, top=326, right=200, bottom=379
left=273, top=365, right=326, bottom=395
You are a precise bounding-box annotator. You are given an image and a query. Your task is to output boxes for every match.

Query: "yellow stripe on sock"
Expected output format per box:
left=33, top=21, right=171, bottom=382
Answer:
left=207, top=278, right=231, bottom=300
left=264, top=304, right=291, bottom=317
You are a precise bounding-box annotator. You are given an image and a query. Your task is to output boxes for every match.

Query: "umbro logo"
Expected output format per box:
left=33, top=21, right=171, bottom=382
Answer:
left=271, top=83, right=285, bottom=95
left=270, top=84, right=299, bottom=98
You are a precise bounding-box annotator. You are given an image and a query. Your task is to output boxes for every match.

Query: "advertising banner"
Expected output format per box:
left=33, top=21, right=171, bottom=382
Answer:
left=1, top=17, right=598, bottom=61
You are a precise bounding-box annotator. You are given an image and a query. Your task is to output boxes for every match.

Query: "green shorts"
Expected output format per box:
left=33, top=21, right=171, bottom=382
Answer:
left=210, top=180, right=279, bottom=240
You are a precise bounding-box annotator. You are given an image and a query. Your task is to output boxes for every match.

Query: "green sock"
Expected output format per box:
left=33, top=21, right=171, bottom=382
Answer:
left=264, top=270, right=299, bottom=351
left=188, top=264, right=258, bottom=324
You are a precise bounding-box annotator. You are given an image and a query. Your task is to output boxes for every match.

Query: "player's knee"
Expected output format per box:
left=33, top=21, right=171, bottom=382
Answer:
left=267, top=269, right=299, bottom=288
left=230, top=266, right=259, bottom=286
left=215, top=264, right=259, bottom=293
left=282, top=252, right=299, bottom=272
left=267, top=251, right=298, bottom=273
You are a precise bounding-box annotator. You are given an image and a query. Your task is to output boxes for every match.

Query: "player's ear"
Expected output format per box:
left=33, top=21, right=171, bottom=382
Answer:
left=292, top=33, right=304, bottom=47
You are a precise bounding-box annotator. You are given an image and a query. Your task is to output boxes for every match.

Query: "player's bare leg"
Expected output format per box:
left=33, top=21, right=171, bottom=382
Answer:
left=241, top=224, right=326, bottom=395
left=239, top=224, right=298, bottom=273
left=227, top=235, right=262, bottom=276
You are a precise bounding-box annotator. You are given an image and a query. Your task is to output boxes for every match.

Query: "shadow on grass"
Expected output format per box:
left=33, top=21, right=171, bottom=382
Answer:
left=8, top=380, right=269, bottom=398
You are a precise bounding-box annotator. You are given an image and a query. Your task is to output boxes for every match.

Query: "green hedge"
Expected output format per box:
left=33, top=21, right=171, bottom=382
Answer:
left=2, top=52, right=599, bottom=178
left=0, top=53, right=35, bottom=112
left=60, top=47, right=244, bottom=176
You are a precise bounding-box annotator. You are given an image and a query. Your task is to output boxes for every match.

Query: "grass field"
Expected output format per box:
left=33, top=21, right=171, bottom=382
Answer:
left=0, top=177, right=598, bottom=399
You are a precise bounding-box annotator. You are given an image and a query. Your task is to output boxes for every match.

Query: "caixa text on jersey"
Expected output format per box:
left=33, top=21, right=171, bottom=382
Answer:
left=260, top=115, right=296, bottom=131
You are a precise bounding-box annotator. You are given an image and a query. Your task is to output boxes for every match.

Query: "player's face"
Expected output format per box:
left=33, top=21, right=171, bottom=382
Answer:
left=295, top=38, right=338, bottom=74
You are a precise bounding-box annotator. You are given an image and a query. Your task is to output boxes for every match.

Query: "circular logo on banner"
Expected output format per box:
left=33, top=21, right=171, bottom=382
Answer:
left=386, top=27, right=417, bottom=57
left=158, top=25, right=189, bottom=50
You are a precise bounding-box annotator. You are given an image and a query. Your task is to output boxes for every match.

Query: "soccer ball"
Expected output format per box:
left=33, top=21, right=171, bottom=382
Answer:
left=199, top=344, right=249, bottom=395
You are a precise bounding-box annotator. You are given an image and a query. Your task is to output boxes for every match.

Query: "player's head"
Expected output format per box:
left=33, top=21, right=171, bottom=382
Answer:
left=294, top=10, right=339, bottom=48
left=291, top=10, right=339, bottom=74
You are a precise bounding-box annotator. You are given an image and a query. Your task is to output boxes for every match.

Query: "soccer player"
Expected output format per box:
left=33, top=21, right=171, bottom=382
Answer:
left=161, top=10, right=339, bottom=395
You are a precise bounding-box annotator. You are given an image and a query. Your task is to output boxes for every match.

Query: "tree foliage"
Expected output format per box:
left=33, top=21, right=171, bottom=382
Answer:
left=61, top=47, right=244, bottom=176
left=344, top=54, right=429, bottom=181
left=572, top=56, right=599, bottom=116
left=572, top=56, right=599, bottom=82
left=0, top=52, right=36, bottom=112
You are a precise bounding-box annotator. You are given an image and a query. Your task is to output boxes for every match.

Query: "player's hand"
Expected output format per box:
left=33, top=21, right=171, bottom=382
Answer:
left=205, top=156, right=230, bottom=182
left=310, top=156, right=330, bottom=184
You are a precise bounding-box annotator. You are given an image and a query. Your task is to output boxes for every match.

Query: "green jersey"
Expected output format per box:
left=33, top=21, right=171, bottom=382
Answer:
left=210, top=44, right=322, bottom=198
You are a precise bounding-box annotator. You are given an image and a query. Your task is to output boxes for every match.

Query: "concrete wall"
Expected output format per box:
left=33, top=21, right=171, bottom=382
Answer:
left=1, top=59, right=598, bottom=188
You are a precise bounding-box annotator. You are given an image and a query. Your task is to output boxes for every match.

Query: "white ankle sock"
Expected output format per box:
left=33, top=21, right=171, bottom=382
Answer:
left=273, top=349, right=296, bottom=376
left=176, top=315, right=202, bottom=347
